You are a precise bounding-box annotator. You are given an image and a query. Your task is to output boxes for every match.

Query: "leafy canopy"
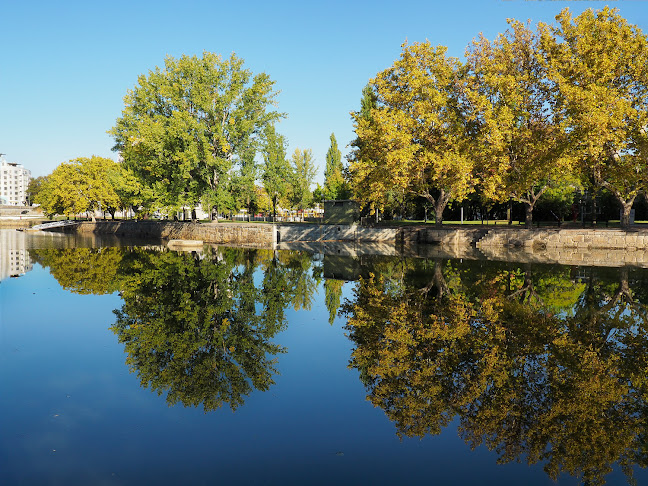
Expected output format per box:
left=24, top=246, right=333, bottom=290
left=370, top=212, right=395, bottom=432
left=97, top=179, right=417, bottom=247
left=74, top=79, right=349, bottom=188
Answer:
left=110, top=52, right=283, bottom=213
left=349, top=42, right=476, bottom=225
left=35, top=156, right=121, bottom=218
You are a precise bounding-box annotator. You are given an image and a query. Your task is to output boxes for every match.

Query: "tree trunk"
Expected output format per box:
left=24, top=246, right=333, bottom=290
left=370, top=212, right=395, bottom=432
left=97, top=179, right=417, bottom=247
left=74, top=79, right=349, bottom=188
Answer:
left=434, top=203, right=444, bottom=227
left=620, top=202, right=633, bottom=228
left=524, top=203, right=533, bottom=226
left=432, top=190, right=450, bottom=228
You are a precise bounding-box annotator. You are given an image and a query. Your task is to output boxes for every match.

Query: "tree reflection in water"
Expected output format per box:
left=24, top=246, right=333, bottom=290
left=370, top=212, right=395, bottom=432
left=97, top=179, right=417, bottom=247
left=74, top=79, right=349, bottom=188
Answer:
left=342, top=260, right=648, bottom=486
left=31, top=246, right=321, bottom=412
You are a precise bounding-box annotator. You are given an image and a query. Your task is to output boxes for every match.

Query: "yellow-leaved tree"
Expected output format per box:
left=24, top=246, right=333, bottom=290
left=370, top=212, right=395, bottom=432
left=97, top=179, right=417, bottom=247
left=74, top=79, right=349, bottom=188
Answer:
left=349, top=42, right=476, bottom=226
left=543, top=7, right=648, bottom=227
left=35, top=156, right=122, bottom=220
left=466, top=20, right=575, bottom=225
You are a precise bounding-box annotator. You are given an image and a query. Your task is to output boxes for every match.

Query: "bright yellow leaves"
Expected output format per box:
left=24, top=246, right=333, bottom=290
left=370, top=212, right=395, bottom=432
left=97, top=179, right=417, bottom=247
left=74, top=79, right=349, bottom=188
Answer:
left=344, top=261, right=648, bottom=485
left=35, top=156, right=123, bottom=219
left=349, top=42, right=476, bottom=226
left=350, top=7, right=648, bottom=226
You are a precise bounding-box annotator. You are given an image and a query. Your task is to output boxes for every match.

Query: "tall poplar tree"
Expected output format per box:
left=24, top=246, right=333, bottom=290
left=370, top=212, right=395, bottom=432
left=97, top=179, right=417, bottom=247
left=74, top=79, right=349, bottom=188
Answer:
left=262, top=124, right=290, bottom=221
left=289, top=148, right=317, bottom=214
left=323, top=133, right=348, bottom=200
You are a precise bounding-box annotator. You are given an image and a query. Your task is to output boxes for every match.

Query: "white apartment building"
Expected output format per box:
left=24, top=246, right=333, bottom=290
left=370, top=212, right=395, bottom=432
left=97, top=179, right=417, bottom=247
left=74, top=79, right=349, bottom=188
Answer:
left=0, top=158, right=31, bottom=206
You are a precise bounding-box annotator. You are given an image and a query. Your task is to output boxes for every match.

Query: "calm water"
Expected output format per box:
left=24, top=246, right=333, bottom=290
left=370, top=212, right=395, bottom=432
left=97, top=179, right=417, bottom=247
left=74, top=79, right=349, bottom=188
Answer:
left=1, top=229, right=648, bottom=486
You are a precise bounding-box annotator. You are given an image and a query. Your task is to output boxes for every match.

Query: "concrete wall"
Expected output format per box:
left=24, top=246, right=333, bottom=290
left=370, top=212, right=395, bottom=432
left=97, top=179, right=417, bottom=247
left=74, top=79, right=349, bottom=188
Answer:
left=277, top=224, right=398, bottom=243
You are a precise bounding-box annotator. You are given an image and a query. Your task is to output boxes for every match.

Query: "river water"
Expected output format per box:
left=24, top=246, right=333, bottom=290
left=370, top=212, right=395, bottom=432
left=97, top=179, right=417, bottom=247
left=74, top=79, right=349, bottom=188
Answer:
left=1, top=229, right=647, bottom=485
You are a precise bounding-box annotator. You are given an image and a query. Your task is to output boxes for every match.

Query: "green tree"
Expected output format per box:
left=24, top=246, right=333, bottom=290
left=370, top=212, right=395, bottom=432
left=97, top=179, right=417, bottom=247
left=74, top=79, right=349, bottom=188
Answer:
left=467, top=20, right=575, bottom=224
left=35, top=156, right=121, bottom=220
left=349, top=42, right=476, bottom=226
left=201, top=174, right=236, bottom=221
left=261, top=124, right=290, bottom=221
left=26, top=176, right=47, bottom=206
left=323, top=133, right=348, bottom=200
left=543, top=7, right=648, bottom=226
left=110, top=52, right=283, bottom=216
left=105, top=164, right=150, bottom=219
left=232, top=144, right=259, bottom=221
left=288, top=148, right=316, bottom=215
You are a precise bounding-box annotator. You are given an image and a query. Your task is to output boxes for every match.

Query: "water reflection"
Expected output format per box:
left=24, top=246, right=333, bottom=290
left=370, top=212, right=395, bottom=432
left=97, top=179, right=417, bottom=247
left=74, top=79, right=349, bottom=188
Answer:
left=30, top=246, right=322, bottom=411
left=0, top=230, right=33, bottom=281
left=343, top=260, right=648, bottom=485
left=24, top=238, right=648, bottom=484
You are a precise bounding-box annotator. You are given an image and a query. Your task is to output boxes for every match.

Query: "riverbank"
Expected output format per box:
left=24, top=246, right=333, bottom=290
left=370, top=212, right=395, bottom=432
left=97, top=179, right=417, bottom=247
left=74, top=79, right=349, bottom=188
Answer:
left=74, top=221, right=277, bottom=247
left=37, top=220, right=648, bottom=252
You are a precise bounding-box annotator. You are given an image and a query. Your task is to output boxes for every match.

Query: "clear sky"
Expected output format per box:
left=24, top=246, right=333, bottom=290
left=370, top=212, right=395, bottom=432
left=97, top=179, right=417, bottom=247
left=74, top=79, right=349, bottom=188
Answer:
left=1, top=0, right=646, bottom=180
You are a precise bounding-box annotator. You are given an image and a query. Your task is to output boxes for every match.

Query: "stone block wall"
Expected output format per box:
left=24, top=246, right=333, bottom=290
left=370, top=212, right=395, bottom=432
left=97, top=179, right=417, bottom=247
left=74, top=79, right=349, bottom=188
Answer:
left=475, top=228, right=648, bottom=250
left=415, top=227, right=489, bottom=247
left=76, top=221, right=276, bottom=246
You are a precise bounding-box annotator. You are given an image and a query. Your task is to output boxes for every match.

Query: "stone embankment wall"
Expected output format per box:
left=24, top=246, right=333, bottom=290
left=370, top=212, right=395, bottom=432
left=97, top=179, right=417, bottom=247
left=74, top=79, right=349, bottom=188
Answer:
left=74, top=222, right=398, bottom=246
left=69, top=221, right=648, bottom=259
left=75, top=221, right=277, bottom=246
left=412, top=226, right=648, bottom=250
left=476, top=228, right=648, bottom=250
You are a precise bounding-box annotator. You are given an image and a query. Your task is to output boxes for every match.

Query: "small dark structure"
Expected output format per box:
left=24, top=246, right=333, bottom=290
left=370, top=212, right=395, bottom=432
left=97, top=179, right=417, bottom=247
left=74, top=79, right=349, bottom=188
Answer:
left=323, top=200, right=360, bottom=225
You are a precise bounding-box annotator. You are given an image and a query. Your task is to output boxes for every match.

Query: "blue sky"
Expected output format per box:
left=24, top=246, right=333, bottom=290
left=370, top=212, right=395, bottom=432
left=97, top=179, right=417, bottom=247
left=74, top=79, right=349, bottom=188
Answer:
left=1, top=0, right=646, bottom=181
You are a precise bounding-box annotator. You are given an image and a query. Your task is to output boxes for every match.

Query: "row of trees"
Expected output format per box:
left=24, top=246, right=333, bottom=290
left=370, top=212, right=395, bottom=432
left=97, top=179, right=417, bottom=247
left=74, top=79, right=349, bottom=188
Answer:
left=348, top=7, right=648, bottom=226
left=35, top=8, right=645, bottom=226
left=34, top=51, right=350, bottom=220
